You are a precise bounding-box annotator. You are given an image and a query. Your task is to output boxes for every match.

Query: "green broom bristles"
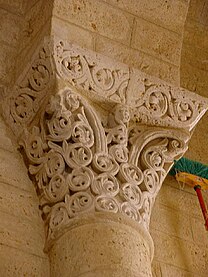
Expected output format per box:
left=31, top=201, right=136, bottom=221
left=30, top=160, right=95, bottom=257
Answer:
left=169, top=157, right=208, bottom=179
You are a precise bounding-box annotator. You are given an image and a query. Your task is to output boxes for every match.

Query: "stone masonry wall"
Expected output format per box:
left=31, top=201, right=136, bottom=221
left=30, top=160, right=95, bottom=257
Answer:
left=0, top=115, right=50, bottom=276
left=52, top=0, right=190, bottom=86
left=151, top=1, right=208, bottom=275
left=0, top=0, right=208, bottom=276
left=0, top=1, right=50, bottom=276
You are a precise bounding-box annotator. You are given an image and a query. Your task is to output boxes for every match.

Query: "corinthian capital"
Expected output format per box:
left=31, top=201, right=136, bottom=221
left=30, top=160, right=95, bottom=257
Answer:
left=2, top=37, right=208, bottom=251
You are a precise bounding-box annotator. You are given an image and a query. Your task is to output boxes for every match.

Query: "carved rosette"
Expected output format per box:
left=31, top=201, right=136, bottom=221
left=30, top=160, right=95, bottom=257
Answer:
left=20, top=87, right=191, bottom=250
left=2, top=37, right=208, bottom=251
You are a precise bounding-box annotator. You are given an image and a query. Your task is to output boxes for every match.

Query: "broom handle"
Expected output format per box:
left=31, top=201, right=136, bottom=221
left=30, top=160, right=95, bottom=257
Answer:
left=194, top=185, right=208, bottom=231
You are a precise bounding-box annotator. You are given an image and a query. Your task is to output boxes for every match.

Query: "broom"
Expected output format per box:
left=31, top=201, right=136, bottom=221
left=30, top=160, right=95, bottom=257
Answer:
left=169, top=157, right=208, bottom=231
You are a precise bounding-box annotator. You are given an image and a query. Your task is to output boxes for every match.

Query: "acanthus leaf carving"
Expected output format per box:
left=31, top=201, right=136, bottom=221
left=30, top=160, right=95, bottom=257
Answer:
left=19, top=87, right=191, bottom=250
left=3, top=37, right=207, bottom=252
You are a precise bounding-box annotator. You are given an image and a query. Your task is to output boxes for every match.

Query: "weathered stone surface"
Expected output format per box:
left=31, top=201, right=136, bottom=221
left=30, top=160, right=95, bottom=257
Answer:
left=182, top=44, right=208, bottom=72
left=53, top=0, right=134, bottom=45
left=0, top=8, right=24, bottom=47
left=0, top=0, right=26, bottom=15
left=0, top=43, right=16, bottom=85
left=95, top=36, right=180, bottom=85
left=0, top=0, right=39, bottom=15
left=21, top=0, right=53, bottom=51
left=51, top=16, right=94, bottom=50
left=187, top=0, right=207, bottom=23
left=191, top=216, right=208, bottom=248
left=152, top=260, right=197, bottom=277
left=0, top=149, right=35, bottom=191
left=183, top=20, right=208, bottom=52
left=0, top=115, right=17, bottom=152
left=0, top=181, right=42, bottom=224
left=49, top=215, right=153, bottom=277
left=156, top=183, right=202, bottom=218
left=132, top=18, right=182, bottom=65
left=0, top=117, right=50, bottom=276
left=0, top=244, right=49, bottom=277
left=0, top=210, right=46, bottom=257
left=152, top=229, right=208, bottom=274
left=180, top=63, right=208, bottom=96
left=150, top=204, right=193, bottom=241
left=103, top=0, right=189, bottom=34
left=185, top=114, right=208, bottom=163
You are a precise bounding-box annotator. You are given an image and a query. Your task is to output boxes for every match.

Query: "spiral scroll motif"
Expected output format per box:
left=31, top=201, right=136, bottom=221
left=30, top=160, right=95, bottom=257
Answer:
left=7, top=44, right=53, bottom=135
left=54, top=40, right=129, bottom=103
left=67, top=167, right=93, bottom=192
left=44, top=174, right=68, bottom=203
left=91, top=173, right=119, bottom=197
left=21, top=87, right=190, bottom=248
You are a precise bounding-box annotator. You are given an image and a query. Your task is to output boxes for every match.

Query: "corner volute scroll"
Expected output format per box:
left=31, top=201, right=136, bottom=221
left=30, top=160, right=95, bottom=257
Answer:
left=2, top=36, right=208, bottom=252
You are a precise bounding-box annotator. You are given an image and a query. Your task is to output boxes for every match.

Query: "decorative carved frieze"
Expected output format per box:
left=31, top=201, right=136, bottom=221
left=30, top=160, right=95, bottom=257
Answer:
left=2, top=37, right=208, bottom=250
left=2, top=38, right=207, bottom=137
left=126, top=70, right=207, bottom=131
left=53, top=40, right=130, bottom=104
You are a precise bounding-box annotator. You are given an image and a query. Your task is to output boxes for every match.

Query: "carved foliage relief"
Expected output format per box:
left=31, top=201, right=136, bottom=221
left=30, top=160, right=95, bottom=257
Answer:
left=53, top=39, right=208, bottom=131
left=128, top=75, right=208, bottom=131
left=2, top=38, right=208, bottom=250
left=21, top=87, right=189, bottom=248
left=53, top=40, right=130, bottom=104
left=3, top=40, right=54, bottom=136
left=3, top=38, right=207, bottom=139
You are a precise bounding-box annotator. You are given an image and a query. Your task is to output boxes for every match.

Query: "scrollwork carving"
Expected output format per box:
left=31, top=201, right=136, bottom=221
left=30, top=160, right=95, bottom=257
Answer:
left=4, top=41, right=54, bottom=137
left=53, top=40, right=130, bottom=103
left=67, top=167, right=93, bottom=192
left=130, top=78, right=208, bottom=131
left=41, top=174, right=68, bottom=204
left=6, top=38, right=206, bottom=251
left=20, top=85, right=193, bottom=250
left=91, top=173, right=119, bottom=197
left=67, top=192, right=94, bottom=216
left=95, top=196, right=119, bottom=213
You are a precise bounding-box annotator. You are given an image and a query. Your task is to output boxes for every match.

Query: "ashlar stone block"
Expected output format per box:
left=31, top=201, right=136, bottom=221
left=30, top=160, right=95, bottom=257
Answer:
left=53, top=0, right=134, bottom=46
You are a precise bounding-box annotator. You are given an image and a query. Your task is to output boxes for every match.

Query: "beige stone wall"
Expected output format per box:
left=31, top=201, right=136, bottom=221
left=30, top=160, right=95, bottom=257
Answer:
left=181, top=0, right=208, bottom=162
left=0, top=2, right=50, bottom=275
left=0, top=0, right=53, bottom=90
left=150, top=176, right=208, bottom=276
left=151, top=0, right=208, bottom=275
left=0, top=0, right=208, bottom=276
left=0, top=115, right=50, bottom=276
left=52, top=0, right=189, bottom=85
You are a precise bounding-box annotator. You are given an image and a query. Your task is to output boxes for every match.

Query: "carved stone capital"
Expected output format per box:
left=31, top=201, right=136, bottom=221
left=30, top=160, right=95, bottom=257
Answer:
left=2, top=37, right=208, bottom=251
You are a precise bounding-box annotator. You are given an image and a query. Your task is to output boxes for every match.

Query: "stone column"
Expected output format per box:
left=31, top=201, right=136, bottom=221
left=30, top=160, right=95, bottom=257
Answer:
left=49, top=213, right=154, bottom=276
left=2, top=38, right=208, bottom=277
